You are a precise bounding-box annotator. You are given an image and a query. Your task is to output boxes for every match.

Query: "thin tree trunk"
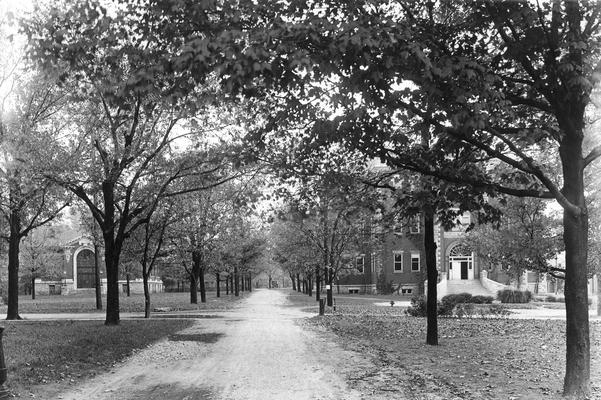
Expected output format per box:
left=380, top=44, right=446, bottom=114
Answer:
left=424, top=207, right=438, bottom=346
left=290, top=273, right=296, bottom=291
left=126, top=273, right=131, bottom=297
left=296, top=273, right=301, bottom=292
left=248, top=272, right=252, bottom=292
left=234, top=266, right=239, bottom=296
left=226, top=274, right=229, bottom=295
left=199, top=268, right=206, bottom=303
left=308, top=274, right=313, bottom=297
left=31, top=276, right=35, bottom=300
left=216, top=273, right=220, bottom=298
left=143, top=272, right=151, bottom=319
left=94, top=243, right=102, bottom=310
left=315, top=265, right=320, bottom=301
left=326, top=267, right=333, bottom=306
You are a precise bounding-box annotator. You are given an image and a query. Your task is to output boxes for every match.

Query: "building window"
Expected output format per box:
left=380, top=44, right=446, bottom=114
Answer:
left=411, top=252, right=420, bottom=272
left=401, top=287, right=413, bottom=295
left=409, top=214, right=421, bottom=233
left=393, top=251, right=403, bottom=272
left=356, top=255, right=365, bottom=273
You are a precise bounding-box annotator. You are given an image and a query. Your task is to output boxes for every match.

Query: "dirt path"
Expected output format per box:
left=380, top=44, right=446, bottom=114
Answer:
left=57, top=289, right=375, bottom=400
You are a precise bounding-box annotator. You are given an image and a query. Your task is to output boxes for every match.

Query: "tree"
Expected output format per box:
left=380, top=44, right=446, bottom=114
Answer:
left=194, top=2, right=600, bottom=395
left=0, top=72, right=70, bottom=319
left=24, top=3, right=239, bottom=324
left=122, top=200, right=173, bottom=317
left=20, top=226, right=63, bottom=299
left=465, top=197, right=563, bottom=286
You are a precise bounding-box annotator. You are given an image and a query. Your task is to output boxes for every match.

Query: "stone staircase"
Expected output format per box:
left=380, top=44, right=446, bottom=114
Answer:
left=445, top=279, right=496, bottom=297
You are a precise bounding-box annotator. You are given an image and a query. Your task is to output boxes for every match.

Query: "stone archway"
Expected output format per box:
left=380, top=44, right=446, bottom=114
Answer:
left=76, top=248, right=96, bottom=289
left=448, top=243, right=474, bottom=280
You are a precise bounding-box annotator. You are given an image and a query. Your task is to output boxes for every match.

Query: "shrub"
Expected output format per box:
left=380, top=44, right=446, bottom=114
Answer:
left=405, top=295, right=428, bottom=317
left=497, top=289, right=532, bottom=303
left=471, top=295, right=494, bottom=304
left=546, top=295, right=558, bottom=302
left=454, top=303, right=475, bottom=318
left=439, top=293, right=473, bottom=316
left=488, top=304, right=511, bottom=317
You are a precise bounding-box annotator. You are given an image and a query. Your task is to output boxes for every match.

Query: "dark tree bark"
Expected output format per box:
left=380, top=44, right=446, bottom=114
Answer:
left=189, top=273, right=198, bottom=304
left=248, top=273, right=252, bottom=292
left=216, top=272, right=220, bottom=298
left=290, top=273, right=296, bottom=291
left=326, top=267, right=333, bottom=306
left=226, top=274, right=229, bottom=295
left=31, top=277, right=35, bottom=300
left=560, top=130, right=590, bottom=396
left=308, top=274, right=313, bottom=297
left=6, top=208, right=22, bottom=320
left=125, top=273, right=131, bottom=297
left=94, top=243, right=102, bottom=310
left=296, top=273, right=301, bottom=292
left=424, top=207, right=438, bottom=346
left=102, top=182, right=122, bottom=325
left=315, top=265, right=320, bottom=301
left=143, top=271, right=151, bottom=318
left=234, top=266, right=239, bottom=296
left=268, top=274, right=272, bottom=289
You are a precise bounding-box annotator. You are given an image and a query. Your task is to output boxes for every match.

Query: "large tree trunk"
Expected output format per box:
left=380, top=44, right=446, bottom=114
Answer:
left=6, top=208, right=22, bottom=320
left=103, top=235, right=121, bottom=325
left=248, top=272, right=252, bottom=292
left=189, top=273, right=198, bottom=304
left=290, top=273, right=296, bottom=291
left=94, top=243, right=102, bottom=310
left=102, top=182, right=121, bottom=326
left=424, top=207, right=438, bottom=346
left=560, top=134, right=590, bottom=396
left=216, top=272, right=220, bottom=298
left=296, top=273, right=301, bottom=293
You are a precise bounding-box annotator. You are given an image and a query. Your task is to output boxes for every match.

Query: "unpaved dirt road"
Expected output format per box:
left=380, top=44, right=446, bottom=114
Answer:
left=57, top=289, right=375, bottom=400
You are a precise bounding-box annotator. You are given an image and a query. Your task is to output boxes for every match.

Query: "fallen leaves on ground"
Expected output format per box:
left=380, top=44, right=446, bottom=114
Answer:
left=304, top=315, right=601, bottom=400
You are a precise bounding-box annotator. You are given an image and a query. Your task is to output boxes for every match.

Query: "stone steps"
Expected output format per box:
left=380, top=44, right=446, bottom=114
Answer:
left=446, top=280, right=496, bottom=297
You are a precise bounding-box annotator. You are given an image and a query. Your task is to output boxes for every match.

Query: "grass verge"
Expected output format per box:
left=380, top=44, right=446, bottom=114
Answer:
left=2, top=319, right=193, bottom=398
left=304, top=314, right=601, bottom=399
left=2, top=291, right=247, bottom=314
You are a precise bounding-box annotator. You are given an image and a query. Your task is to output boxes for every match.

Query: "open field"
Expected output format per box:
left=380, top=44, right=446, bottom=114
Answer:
left=287, top=292, right=601, bottom=399
left=1, top=291, right=247, bottom=314
left=2, top=319, right=194, bottom=398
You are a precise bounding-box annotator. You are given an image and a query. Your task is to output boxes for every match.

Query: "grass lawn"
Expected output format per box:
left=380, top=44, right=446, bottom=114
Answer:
left=1, top=319, right=194, bottom=398
left=1, top=291, right=247, bottom=314
left=288, top=291, right=601, bottom=399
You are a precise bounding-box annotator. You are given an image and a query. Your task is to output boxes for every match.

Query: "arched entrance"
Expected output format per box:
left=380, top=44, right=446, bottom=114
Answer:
left=448, top=243, right=474, bottom=280
left=76, top=249, right=96, bottom=288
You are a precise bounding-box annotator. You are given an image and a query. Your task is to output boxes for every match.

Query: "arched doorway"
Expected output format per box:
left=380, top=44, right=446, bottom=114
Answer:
left=448, top=243, right=474, bottom=280
left=76, top=249, right=96, bottom=288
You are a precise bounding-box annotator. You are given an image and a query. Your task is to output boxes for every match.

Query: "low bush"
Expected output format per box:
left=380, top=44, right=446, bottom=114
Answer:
left=454, top=303, right=476, bottom=318
left=405, top=295, right=428, bottom=317
left=497, top=289, right=532, bottom=303
left=471, top=295, right=494, bottom=304
left=488, top=303, right=511, bottom=317
left=439, top=293, right=473, bottom=316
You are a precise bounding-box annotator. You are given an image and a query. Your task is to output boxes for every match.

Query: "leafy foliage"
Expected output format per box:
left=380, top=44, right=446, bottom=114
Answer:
left=497, top=289, right=533, bottom=304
